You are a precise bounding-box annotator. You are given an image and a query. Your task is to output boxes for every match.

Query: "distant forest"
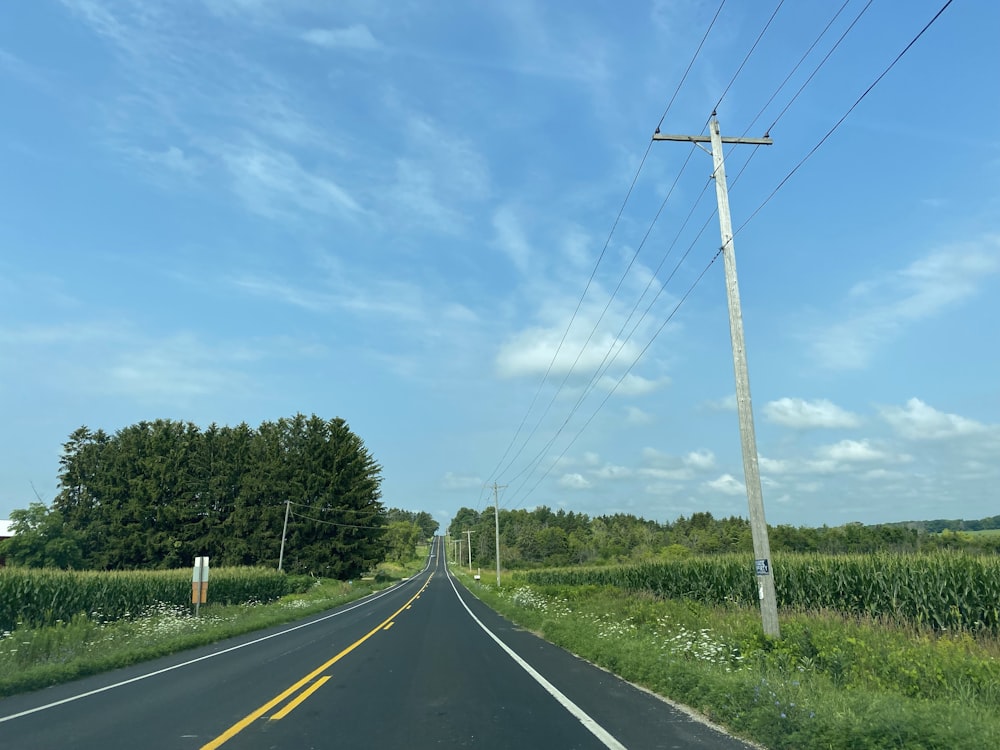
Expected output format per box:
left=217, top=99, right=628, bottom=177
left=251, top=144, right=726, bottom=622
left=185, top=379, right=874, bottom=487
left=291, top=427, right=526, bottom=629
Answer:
left=887, top=516, right=1000, bottom=533
left=447, top=507, right=1000, bottom=569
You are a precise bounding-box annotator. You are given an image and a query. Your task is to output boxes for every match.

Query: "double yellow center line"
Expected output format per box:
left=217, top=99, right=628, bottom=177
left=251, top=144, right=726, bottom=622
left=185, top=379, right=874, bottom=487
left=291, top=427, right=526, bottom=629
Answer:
left=201, top=573, right=433, bottom=749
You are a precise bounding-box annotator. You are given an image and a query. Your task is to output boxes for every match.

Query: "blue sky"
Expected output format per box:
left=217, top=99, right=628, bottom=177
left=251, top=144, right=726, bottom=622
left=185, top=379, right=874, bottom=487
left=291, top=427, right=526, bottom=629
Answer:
left=2, top=1, right=997, bottom=531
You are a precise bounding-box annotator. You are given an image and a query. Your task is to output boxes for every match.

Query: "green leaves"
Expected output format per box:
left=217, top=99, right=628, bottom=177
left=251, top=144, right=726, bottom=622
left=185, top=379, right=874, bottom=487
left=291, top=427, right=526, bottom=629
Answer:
left=520, top=552, right=1000, bottom=634
left=45, top=414, right=386, bottom=576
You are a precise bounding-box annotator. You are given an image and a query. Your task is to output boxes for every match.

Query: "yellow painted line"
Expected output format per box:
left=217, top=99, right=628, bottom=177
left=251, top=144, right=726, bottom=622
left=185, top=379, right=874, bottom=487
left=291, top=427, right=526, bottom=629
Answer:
left=383, top=621, right=395, bottom=631
left=201, top=574, right=433, bottom=749
left=270, top=676, right=330, bottom=721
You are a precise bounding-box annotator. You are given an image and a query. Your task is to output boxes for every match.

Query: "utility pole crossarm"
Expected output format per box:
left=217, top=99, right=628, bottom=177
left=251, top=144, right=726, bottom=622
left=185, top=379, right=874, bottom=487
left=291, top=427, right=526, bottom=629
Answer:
left=653, top=132, right=773, bottom=146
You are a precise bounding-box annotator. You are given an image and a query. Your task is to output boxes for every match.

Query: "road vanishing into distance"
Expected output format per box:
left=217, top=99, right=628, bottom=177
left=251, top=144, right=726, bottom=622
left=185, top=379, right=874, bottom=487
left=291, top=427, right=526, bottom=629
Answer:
left=0, top=539, right=754, bottom=749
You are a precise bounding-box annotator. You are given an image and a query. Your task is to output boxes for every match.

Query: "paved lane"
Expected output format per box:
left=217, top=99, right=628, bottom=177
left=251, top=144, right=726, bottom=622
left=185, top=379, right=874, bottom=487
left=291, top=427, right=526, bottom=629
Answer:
left=0, top=539, right=755, bottom=749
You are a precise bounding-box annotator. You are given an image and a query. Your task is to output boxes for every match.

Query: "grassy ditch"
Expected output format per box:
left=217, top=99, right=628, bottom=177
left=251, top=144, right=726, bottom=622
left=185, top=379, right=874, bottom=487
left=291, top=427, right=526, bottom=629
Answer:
left=0, top=555, right=428, bottom=698
left=452, top=567, right=1000, bottom=749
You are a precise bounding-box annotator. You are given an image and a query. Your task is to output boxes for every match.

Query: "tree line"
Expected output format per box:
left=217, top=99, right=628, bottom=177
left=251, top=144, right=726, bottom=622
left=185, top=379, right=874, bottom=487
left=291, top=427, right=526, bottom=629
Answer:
left=447, top=506, right=1000, bottom=569
left=1, top=414, right=434, bottom=577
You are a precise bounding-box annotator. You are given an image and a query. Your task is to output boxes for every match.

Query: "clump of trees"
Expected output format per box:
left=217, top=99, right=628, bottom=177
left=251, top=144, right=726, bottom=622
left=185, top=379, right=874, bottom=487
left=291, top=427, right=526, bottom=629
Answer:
left=383, top=509, right=439, bottom=563
left=447, top=507, right=1000, bottom=569
left=10, top=414, right=389, bottom=577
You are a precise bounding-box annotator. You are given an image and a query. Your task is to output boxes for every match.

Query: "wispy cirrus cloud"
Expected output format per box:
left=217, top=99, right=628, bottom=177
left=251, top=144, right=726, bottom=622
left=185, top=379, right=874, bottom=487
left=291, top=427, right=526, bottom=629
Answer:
left=810, top=236, right=1000, bottom=369
left=220, top=141, right=363, bottom=220
left=302, top=25, right=383, bottom=52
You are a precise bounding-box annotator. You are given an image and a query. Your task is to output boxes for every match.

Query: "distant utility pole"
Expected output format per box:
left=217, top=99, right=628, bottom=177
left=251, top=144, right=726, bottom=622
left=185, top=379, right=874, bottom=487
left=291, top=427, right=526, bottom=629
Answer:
left=653, top=113, right=780, bottom=638
left=278, top=499, right=291, bottom=572
left=491, top=483, right=507, bottom=587
left=464, top=529, right=476, bottom=572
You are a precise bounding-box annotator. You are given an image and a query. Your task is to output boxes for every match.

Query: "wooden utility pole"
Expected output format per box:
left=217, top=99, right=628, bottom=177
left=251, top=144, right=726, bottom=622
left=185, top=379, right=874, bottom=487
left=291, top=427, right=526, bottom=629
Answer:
left=491, top=483, right=506, bottom=587
left=464, top=529, right=476, bottom=572
left=653, top=114, right=780, bottom=638
left=278, top=499, right=291, bottom=572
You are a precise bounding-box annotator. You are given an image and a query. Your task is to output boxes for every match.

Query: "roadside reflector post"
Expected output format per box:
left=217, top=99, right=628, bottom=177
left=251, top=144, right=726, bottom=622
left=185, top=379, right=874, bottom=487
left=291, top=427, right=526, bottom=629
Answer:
left=192, top=556, right=210, bottom=616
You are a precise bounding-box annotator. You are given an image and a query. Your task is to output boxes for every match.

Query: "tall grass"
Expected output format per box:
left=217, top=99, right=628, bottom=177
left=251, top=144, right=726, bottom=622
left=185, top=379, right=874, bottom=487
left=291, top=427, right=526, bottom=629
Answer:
left=0, top=567, right=311, bottom=632
left=518, top=552, right=1000, bottom=633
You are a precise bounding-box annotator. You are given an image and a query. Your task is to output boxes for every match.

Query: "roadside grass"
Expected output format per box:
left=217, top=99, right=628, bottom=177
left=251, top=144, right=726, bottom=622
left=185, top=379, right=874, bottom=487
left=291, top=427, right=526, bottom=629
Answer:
left=0, top=554, right=428, bottom=699
left=451, top=567, right=1000, bottom=749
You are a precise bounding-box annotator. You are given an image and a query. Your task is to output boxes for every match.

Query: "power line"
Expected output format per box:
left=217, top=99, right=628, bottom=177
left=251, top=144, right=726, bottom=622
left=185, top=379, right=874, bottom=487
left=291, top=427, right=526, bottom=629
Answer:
left=745, top=0, right=855, bottom=136
left=500, top=184, right=717, bottom=502
left=492, top=145, right=700, bottom=486
left=512, top=249, right=725, bottom=507
left=288, top=509, right=384, bottom=530
left=657, top=0, right=727, bottom=131
left=484, top=2, right=730, bottom=494
left=736, top=0, right=955, bottom=236
left=712, top=0, right=786, bottom=114
left=765, top=0, right=874, bottom=135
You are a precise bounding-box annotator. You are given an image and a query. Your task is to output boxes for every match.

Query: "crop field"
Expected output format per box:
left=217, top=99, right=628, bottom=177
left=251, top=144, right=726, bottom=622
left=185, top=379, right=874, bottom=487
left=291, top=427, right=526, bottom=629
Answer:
left=0, top=566, right=312, bottom=632
left=517, top=551, right=1000, bottom=633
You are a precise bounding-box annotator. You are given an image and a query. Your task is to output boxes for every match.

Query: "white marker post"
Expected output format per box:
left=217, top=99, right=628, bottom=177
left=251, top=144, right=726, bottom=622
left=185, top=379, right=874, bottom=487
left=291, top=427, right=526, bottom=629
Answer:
left=192, top=556, right=210, bottom=616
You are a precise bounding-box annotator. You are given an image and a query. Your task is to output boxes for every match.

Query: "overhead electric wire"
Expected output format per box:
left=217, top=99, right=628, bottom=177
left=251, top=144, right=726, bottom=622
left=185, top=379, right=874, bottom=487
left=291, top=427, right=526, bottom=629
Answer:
left=511, top=249, right=726, bottom=507
left=735, top=0, right=954, bottom=237
left=288, top=509, right=384, bottom=530
left=745, top=0, right=855, bottom=137
left=497, top=0, right=793, bottom=504
left=485, top=0, right=730, bottom=495
left=499, top=1, right=953, bottom=511
left=503, top=192, right=720, bottom=508
left=764, top=0, right=875, bottom=135
left=501, top=0, right=858, bottom=508
left=712, top=0, right=786, bottom=114
left=492, top=144, right=701, bottom=485
left=656, top=0, right=727, bottom=131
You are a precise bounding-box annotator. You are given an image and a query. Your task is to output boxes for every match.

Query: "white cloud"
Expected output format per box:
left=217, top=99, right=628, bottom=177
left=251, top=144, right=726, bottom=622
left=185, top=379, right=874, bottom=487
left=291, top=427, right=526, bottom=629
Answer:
left=758, top=456, right=790, bottom=474
left=108, top=334, right=248, bottom=403
left=442, top=472, right=481, bottom=490
left=558, top=472, right=591, bottom=489
left=815, top=439, right=885, bottom=463
left=591, top=464, right=632, bottom=480
left=493, top=206, right=533, bottom=274
left=625, top=406, right=652, bottom=425
left=764, top=397, right=861, bottom=429
left=683, top=450, right=716, bottom=470
left=880, top=398, right=988, bottom=440
left=704, top=474, right=745, bottom=496
left=302, top=25, right=382, bottom=51
left=639, top=467, right=694, bottom=481
left=598, top=372, right=669, bottom=396
left=222, top=141, right=362, bottom=220
left=705, top=393, right=737, bottom=411
left=495, top=325, right=640, bottom=379
left=811, top=237, right=1000, bottom=369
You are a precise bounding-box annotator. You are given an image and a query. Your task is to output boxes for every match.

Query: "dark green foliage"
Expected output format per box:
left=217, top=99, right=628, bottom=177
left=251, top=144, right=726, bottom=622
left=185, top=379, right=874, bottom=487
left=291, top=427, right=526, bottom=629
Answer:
left=386, top=508, right=439, bottom=539
left=0, top=503, right=84, bottom=569
left=383, top=520, right=422, bottom=562
left=46, top=414, right=386, bottom=576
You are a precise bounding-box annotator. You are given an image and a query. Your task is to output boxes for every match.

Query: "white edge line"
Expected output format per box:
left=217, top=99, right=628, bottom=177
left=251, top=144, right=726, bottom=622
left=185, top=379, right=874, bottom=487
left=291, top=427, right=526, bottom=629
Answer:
left=0, top=552, right=434, bottom=725
left=444, top=566, right=628, bottom=750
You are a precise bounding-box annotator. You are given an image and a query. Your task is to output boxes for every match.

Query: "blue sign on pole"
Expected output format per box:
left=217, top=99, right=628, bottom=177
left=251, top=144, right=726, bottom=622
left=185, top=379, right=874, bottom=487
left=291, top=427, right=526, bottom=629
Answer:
left=754, top=558, right=770, bottom=576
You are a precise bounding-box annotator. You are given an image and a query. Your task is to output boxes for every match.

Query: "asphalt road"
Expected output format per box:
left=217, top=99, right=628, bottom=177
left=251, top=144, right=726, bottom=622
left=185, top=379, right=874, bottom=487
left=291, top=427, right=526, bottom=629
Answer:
left=0, top=539, right=756, bottom=749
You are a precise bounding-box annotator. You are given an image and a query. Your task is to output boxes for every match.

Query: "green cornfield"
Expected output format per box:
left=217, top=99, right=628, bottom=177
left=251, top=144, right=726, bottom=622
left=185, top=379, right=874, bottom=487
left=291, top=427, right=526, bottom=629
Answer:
left=0, top=567, right=312, bottom=632
left=517, top=552, right=1000, bottom=633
